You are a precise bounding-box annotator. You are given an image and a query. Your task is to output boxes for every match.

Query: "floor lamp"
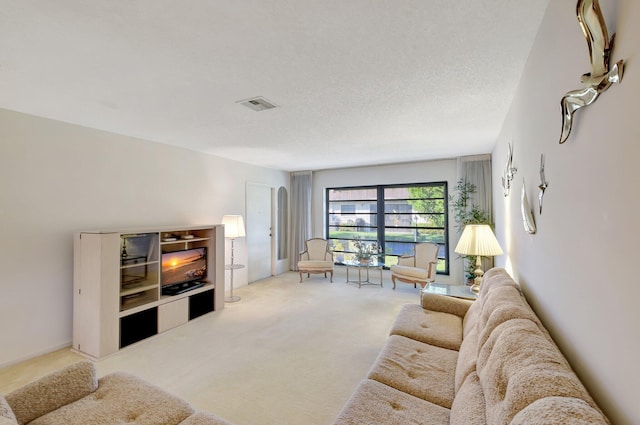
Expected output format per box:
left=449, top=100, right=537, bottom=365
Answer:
left=454, top=224, right=503, bottom=293
left=222, top=215, right=246, bottom=303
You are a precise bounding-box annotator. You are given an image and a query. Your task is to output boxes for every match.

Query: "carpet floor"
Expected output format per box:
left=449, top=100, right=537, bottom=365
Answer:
left=0, top=267, right=425, bottom=425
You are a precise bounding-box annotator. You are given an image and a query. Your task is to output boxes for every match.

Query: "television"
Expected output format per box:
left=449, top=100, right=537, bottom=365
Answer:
left=161, top=247, right=207, bottom=295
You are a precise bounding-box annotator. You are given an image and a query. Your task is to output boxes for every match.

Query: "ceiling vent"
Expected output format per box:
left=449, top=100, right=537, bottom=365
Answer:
left=237, top=96, right=278, bottom=111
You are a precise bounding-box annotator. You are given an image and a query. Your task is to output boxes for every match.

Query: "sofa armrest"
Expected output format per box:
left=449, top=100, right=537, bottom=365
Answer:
left=6, top=360, right=97, bottom=425
left=421, top=292, right=473, bottom=318
left=0, top=395, right=17, bottom=425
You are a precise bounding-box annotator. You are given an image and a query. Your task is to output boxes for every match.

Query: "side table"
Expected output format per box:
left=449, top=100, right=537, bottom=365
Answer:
left=225, top=264, right=245, bottom=302
left=343, top=260, right=383, bottom=288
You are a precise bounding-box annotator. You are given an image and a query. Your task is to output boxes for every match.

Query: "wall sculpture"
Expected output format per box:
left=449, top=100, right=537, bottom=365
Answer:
left=559, top=0, right=624, bottom=144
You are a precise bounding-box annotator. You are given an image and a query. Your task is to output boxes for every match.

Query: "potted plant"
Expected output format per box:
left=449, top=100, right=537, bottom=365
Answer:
left=353, top=236, right=378, bottom=264
left=449, top=179, right=492, bottom=283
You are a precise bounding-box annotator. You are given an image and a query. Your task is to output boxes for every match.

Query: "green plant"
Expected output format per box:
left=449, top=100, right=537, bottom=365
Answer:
left=353, top=236, right=378, bottom=262
left=449, top=179, right=491, bottom=232
left=449, top=179, right=492, bottom=280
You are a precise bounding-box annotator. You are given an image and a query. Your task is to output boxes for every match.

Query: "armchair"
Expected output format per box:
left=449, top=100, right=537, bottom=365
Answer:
left=298, top=238, right=334, bottom=283
left=390, top=242, right=439, bottom=289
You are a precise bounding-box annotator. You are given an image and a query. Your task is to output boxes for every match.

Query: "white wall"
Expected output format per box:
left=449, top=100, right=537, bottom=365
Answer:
left=312, top=159, right=465, bottom=284
left=0, top=108, right=288, bottom=367
left=492, top=1, right=639, bottom=423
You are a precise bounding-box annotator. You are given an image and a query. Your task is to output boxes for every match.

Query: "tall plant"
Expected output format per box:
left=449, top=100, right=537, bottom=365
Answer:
left=449, top=179, right=492, bottom=280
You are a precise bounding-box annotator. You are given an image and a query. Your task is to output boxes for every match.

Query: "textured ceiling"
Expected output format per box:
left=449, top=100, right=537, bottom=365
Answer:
left=0, top=1, right=549, bottom=171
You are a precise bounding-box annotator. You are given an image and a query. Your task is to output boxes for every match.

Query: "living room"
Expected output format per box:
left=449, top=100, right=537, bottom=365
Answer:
left=1, top=1, right=639, bottom=424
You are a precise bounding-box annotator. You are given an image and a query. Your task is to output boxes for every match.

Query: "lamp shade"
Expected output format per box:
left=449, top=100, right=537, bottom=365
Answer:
left=454, top=224, right=503, bottom=256
left=221, top=215, right=246, bottom=239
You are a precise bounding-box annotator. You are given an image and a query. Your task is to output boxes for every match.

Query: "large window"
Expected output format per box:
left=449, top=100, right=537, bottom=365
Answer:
left=326, top=182, right=449, bottom=274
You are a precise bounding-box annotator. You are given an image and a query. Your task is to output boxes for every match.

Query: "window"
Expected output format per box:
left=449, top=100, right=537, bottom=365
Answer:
left=326, top=182, right=449, bottom=274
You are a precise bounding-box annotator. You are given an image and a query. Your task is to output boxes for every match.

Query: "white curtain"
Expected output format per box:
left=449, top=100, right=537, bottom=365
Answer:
left=290, top=171, right=312, bottom=271
left=457, top=154, right=493, bottom=271
left=277, top=187, right=288, bottom=261
left=457, top=154, right=493, bottom=222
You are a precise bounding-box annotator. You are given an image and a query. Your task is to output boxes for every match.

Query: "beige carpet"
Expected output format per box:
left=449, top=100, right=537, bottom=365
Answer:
left=0, top=268, right=424, bottom=425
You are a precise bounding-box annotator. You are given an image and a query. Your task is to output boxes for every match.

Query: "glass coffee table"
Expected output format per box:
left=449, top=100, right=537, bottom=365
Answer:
left=422, top=282, right=477, bottom=300
left=343, top=259, right=383, bottom=287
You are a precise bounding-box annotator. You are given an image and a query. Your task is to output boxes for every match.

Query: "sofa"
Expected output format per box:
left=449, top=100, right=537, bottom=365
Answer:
left=0, top=361, right=232, bottom=425
left=334, top=267, right=610, bottom=424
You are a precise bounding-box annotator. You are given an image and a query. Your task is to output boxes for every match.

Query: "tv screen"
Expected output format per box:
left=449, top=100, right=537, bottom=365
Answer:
left=161, top=247, right=207, bottom=288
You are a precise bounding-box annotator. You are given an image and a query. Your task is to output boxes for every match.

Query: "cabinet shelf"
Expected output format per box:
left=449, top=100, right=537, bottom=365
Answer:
left=160, top=237, right=209, bottom=245
left=120, top=289, right=158, bottom=312
left=119, top=282, right=216, bottom=318
left=120, top=283, right=158, bottom=297
left=159, top=282, right=215, bottom=302
left=120, top=260, right=158, bottom=270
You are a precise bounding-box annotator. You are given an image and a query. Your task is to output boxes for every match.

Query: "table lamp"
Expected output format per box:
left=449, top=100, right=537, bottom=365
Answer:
left=222, top=214, right=246, bottom=303
left=454, top=224, right=503, bottom=293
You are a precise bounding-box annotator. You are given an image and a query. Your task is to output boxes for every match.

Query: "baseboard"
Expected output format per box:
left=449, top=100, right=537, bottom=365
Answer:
left=0, top=341, right=72, bottom=370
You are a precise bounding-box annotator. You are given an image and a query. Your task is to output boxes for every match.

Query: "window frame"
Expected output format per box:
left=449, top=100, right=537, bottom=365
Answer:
left=325, top=182, right=449, bottom=275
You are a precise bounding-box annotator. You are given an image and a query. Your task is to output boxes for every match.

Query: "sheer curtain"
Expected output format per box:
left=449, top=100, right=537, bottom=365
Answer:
left=290, top=171, right=312, bottom=271
left=457, top=154, right=494, bottom=271
left=457, top=154, right=493, bottom=221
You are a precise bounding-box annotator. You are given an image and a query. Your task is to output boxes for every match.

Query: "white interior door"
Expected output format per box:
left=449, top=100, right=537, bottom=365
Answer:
left=246, top=182, right=272, bottom=283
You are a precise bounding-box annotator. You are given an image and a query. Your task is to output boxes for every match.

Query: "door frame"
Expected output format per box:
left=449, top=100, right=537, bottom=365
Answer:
left=246, top=182, right=275, bottom=282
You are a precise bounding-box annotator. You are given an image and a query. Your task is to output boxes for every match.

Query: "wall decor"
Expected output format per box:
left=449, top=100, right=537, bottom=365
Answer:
left=521, top=180, right=537, bottom=234
left=501, top=142, right=517, bottom=197
left=538, top=154, right=548, bottom=214
left=559, top=0, right=624, bottom=144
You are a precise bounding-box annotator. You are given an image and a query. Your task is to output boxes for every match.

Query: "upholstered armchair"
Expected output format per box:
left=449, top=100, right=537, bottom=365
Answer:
left=298, top=238, right=334, bottom=283
left=390, top=242, right=439, bottom=289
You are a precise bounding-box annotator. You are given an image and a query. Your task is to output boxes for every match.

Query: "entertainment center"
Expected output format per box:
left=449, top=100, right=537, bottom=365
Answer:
left=72, top=224, right=225, bottom=359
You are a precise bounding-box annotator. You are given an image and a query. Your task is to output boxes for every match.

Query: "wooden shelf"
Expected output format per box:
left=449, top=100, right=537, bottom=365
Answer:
left=120, top=289, right=158, bottom=312
left=120, top=283, right=158, bottom=297
left=160, top=237, right=209, bottom=245
left=120, top=260, right=158, bottom=270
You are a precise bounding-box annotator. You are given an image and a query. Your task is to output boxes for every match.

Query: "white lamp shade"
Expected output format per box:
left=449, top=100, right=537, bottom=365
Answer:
left=221, top=215, right=246, bottom=238
left=454, top=224, right=503, bottom=256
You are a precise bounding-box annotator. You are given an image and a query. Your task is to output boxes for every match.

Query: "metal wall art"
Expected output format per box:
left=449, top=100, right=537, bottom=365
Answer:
left=559, top=0, right=624, bottom=144
left=538, top=154, right=548, bottom=214
left=521, top=180, right=537, bottom=234
left=501, top=142, right=517, bottom=197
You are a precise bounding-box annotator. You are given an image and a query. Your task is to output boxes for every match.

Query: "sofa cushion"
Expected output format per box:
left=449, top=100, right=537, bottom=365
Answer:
left=449, top=372, right=486, bottom=425
left=333, top=379, right=450, bottom=425
left=476, top=319, right=604, bottom=424
left=478, top=267, right=520, bottom=299
left=27, top=372, right=194, bottom=425
left=6, top=360, right=97, bottom=425
left=389, top=304, right=463, bottom=351
left=476, top=285, right=544, bottom=350
left=367, top=335, right=457, bottom=408
left=0, top=396, right=17, bottom=424
left=454, top=324, right=478, bottom=392
left=390, top=265, right=428, bottom=280
left=461, top=295, right=481, bottom=338
left=510, top=396, right=610, bottom=425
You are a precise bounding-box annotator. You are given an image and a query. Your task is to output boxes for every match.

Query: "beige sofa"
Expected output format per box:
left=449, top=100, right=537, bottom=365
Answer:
left=0, top=361, right=232, bottom=425
left=334, top=267, right=610, bottom=424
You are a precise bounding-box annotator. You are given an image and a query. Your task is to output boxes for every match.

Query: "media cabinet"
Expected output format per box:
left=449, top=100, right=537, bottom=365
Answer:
left=72, top=224, right=225, bottom=359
